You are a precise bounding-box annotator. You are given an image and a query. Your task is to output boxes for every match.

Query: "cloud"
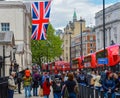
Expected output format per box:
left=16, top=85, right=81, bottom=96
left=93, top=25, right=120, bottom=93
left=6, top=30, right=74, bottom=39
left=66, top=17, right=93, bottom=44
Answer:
left=6, top=0, right=116, bottom=29
left=50, top=0, right=103, bottom=29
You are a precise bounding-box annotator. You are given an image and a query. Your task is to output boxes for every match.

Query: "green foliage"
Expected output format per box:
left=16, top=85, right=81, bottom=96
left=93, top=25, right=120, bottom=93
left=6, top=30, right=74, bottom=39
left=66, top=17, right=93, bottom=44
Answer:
left=31, top=24, right=63, bottom=66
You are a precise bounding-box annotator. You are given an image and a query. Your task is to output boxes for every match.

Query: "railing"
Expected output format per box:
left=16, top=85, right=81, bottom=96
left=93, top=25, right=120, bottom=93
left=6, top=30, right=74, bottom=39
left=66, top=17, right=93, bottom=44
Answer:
left=0, top=77, right=8, bottom=98
left=78, top=83, right=120, bottom=98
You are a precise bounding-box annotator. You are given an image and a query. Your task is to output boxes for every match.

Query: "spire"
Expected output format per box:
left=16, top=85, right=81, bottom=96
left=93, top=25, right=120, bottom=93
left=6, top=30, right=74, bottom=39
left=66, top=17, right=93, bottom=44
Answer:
left=73, top=8, right=77, bottom=22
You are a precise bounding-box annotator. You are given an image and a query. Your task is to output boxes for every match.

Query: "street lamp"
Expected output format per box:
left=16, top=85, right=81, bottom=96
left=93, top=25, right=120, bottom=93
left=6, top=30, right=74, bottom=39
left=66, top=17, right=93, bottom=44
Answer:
left=46, top=40, right=51, bottom=72
left=80, top=17, right=84, bottom=64
left=103, top=0, right=106, bottom=70
left=68, top=21, right=74, bottom=70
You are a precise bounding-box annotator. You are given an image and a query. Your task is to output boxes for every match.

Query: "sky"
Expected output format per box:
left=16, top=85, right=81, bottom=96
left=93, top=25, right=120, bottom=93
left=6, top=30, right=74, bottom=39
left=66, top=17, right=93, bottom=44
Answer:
left=6, top=0, right=120, bottom=29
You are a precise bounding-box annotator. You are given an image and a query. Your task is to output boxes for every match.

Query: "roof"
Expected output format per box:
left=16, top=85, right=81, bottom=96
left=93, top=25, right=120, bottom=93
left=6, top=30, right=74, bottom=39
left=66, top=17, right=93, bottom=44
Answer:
left=0, top=31, right=15, bottom=46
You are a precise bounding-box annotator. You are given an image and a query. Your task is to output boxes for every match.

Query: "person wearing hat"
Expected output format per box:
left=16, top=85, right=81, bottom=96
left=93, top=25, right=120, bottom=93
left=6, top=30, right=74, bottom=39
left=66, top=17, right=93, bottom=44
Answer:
left=102, top=71, right=116, bottom=98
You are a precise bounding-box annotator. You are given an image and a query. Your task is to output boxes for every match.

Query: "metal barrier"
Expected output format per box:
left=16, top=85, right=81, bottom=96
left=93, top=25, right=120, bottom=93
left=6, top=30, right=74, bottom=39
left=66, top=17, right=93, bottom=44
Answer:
left=116, top=93, right=120, bottom=98
left=78, top=83, right=120, bottom=98
left=0, top=77, right=8, bottom=98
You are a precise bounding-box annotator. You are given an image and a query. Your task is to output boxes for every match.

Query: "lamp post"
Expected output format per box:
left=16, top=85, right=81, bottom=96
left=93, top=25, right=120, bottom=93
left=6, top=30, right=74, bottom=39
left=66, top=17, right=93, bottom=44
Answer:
left=46, top=40, right=51, bottom=72
left=103, top=0, right=106, bottom=70
left=67, top=21, right=74, bottom=70
left=69, top=32, right=72, bottom=70
left=80, top=17, right=83, bottom=63
left=3, top=45, right=12, bottom=77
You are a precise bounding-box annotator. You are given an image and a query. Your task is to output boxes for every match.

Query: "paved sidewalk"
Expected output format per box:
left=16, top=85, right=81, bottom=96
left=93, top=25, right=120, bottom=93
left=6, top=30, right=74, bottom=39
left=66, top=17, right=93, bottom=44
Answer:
left=14, top=89, right=53, bottom=98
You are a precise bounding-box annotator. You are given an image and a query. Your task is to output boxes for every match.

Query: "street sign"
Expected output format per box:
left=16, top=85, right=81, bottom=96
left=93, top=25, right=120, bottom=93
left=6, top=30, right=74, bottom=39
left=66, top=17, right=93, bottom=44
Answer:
left=98, top=58, right=108, bottom=64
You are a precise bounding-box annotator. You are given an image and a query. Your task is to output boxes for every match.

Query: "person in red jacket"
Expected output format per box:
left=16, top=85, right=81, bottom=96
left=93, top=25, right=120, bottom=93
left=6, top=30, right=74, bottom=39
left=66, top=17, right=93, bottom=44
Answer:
left=42, top=78, right=51, bottom=98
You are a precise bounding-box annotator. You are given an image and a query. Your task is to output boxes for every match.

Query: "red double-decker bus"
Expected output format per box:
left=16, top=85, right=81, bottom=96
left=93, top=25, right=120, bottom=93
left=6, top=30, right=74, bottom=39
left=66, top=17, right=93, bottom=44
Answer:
left=54, top=61, right=70, bottom=72
left=72, top=57, right=84, bottom=70
left=84, top=53, right=97, bottom=69
left=96, top=44, right=120, bottom=68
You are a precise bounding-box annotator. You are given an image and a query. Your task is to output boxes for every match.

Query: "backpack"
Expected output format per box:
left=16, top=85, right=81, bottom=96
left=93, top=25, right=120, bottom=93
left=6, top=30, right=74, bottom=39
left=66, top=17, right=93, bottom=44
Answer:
left=25, top=70, right=30, bottom=77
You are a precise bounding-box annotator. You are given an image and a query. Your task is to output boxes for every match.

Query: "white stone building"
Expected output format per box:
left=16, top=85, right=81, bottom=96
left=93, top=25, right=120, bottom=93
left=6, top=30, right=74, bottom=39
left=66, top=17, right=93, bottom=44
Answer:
left=0, top=1, right=32, bottom=76
left=95, top=2, right=120, bottom=50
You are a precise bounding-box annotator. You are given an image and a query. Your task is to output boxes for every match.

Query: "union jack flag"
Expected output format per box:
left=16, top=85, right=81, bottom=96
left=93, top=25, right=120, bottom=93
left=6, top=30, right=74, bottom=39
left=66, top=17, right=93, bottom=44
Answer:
left=31, top=1, right=51, bottom=40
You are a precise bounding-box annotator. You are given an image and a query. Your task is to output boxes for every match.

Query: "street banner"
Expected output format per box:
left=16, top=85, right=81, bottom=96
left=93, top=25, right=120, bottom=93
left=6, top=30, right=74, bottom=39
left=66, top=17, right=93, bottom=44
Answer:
left=31, top=0, right=51, bottom=40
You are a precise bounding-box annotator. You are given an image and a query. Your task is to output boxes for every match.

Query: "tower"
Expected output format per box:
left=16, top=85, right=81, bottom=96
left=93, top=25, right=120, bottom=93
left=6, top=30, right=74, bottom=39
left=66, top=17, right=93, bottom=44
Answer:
left=73, top=9, right=77, bottom=22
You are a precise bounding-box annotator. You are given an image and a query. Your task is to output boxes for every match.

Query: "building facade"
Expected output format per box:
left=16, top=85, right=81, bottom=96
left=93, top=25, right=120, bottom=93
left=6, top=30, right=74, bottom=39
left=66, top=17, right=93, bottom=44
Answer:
left=71, top=30, right=96, bottom=59
left=0, top=1, right=32, bottom=76
left=95, top=2, right=120, bottom=50
left=63, top=10, right=86, bottom=62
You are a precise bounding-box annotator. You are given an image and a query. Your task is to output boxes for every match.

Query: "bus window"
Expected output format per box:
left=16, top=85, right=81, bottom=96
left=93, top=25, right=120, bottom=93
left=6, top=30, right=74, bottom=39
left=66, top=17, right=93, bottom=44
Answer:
left=96, top=49, right=108, bottom=60
left=72, top=59, right=79, bottom=64
left=84, top=55, right=91, bottom=67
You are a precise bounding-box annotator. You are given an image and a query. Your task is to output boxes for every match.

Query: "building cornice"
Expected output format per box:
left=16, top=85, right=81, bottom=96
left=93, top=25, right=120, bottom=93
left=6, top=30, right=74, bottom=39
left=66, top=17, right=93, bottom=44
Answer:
left=0, top=1, right=26, bottom=9
left=95, top=2, right=120, bottom=18
left=94, top=19, right=120, bottom=30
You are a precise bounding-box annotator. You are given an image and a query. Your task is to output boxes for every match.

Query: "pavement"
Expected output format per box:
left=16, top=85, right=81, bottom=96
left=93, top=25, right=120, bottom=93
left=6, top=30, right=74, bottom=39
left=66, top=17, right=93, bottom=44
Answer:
left=14, top=88, right=53, bottom=98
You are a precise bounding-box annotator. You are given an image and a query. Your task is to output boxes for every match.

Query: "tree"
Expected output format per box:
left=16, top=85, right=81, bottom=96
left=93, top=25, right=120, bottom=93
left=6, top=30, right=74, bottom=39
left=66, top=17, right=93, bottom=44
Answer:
left=31, top=24, right=63, bottom=67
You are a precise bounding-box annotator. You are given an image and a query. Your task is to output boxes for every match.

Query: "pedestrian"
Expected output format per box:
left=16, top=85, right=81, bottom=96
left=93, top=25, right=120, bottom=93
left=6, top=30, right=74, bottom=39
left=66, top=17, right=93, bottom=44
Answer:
left=23, top=68, right=32, bottom=98
left=77, top=71, right=87, bottom=85
left=8, top=71, right=16, bottom=98
left=113, top=73, right=119, bottom=92
left=62, top=73, right=77, bottom=98
left=52, top=78, right=62, bottom=98
left=9, top=63, right=14, bottom=75
left=41, top=72, right=49, bottom=87
left=42, top=78, right=51, bottom=98
left=94, top=71, right=101, bottom=95
left=102, top=71, right=116, bottom=98
left=32, top=71, right=40, bottom=96
left=117, top=72, right=120, bottom=93
left=17, top=72, right=22, bottom=94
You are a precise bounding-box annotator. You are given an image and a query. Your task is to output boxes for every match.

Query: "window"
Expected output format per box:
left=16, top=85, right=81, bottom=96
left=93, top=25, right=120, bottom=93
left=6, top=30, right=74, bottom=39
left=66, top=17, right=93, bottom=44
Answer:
left=66, top=40, right=68, bottom=44
left=96, top=50, right=107, bottom=60
left=66, top=47, right=68, bottom=50
left=90, top=36, right=93, bottom=41
left=90, top=44, right=92, bottom=47
left=84, top=55, right=91, bottom=63
left=90, top=49, right=93, bottom=53
left=1, top=23, right=10, bottom=31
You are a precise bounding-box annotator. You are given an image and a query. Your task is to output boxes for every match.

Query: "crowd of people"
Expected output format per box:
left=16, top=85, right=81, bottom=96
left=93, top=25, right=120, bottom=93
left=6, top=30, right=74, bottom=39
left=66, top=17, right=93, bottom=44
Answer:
left=75, top=69, right=120, bottom=98
left=7, top=66, right=120, bottom=98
